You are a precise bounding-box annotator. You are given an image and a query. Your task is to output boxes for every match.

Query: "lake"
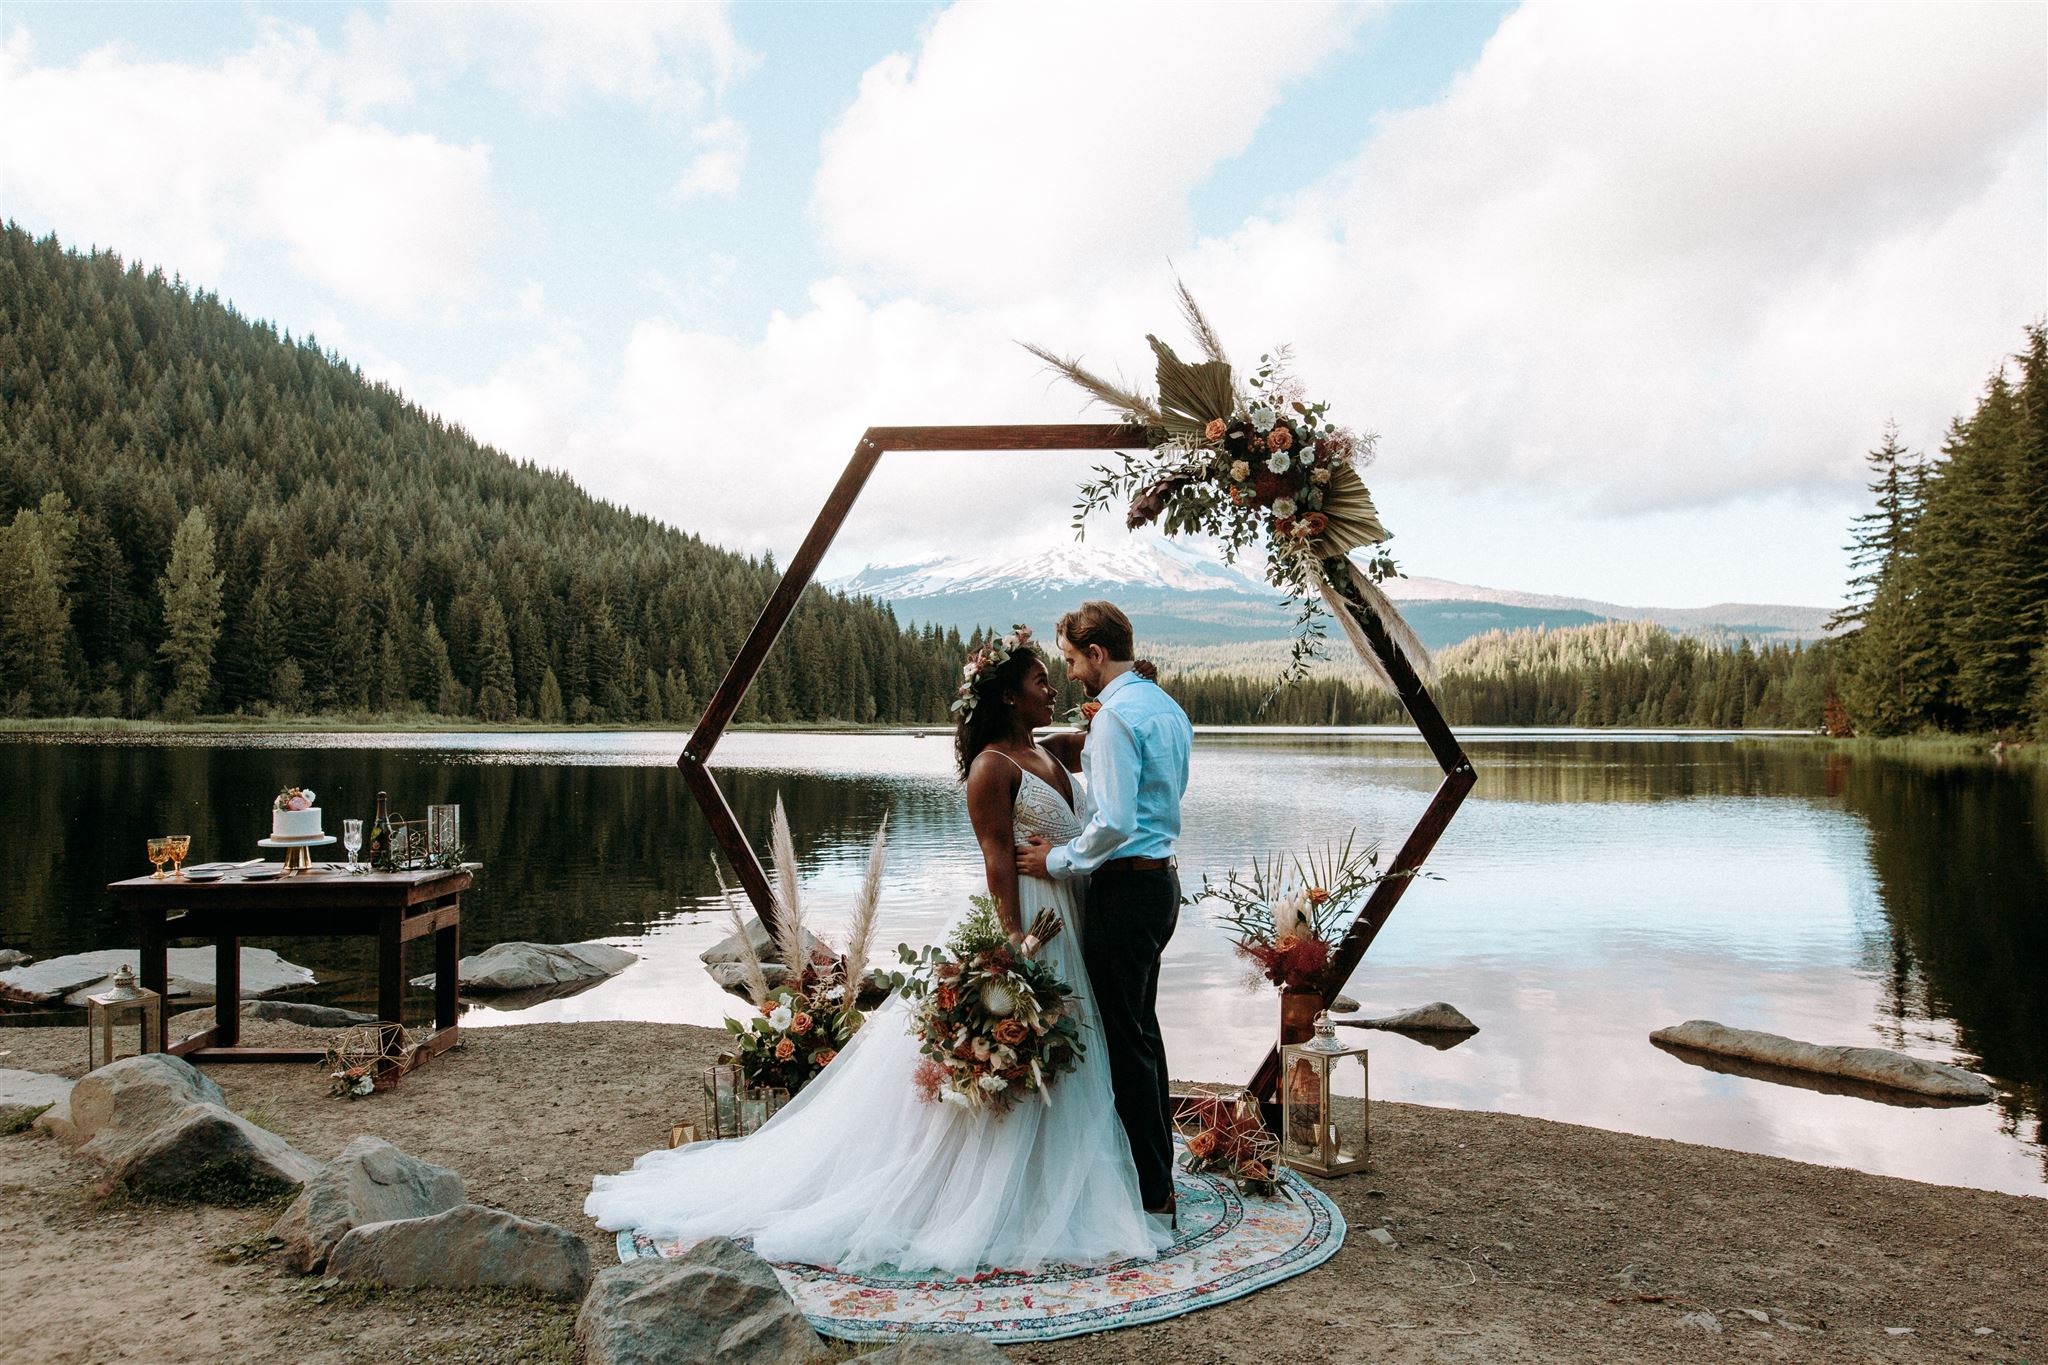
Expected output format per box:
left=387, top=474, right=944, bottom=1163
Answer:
left=3, top=728, right=2042, bottom=1196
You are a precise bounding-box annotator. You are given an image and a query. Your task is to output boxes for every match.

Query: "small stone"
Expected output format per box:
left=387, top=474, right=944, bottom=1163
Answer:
left=328, top=1203, right=591, bottom=1300
left=270, top=1136, right=467, bottom=1274
left=0, top=1069, right=74, bottom=1131
left=1734, top=1307, right=1770, bottom=1323
left=1679, top=1311, right=1722, bottom=1335
left=0, top=949, right=31, bottom=970
left=1883, top=1327, right=1914, bottom=1336
left=1366, top=1227, right=1396, bottom=1247
left=577, top=1238, right=818, bottom=1365
left=1974, top=1327, right=1994, bottom=1336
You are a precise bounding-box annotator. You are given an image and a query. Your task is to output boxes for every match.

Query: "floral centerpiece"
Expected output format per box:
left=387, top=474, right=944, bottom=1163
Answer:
left=1192, top=833, right=1403, bottom=994
left=715, top=795, right=890, bottom=1096
left=1029, top=282, right=1432, bottom=696
left=888, top=895, right=1085, bottom=1115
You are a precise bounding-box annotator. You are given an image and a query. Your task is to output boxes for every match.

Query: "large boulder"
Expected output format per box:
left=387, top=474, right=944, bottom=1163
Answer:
left=1344, top=1001, right=1479, bottom=1034
left=409, top=941, right=636, bottom=993
left=101, top=1101, right=324, bottom=1200
left=244, top=1000, right=376, bottom=1029
left=1650, top=1020, right=1995, bottom=1101
left=67, top=1053, right=226, bottom=1146
left=860, top=1338, right=1012, bottom=1363
left=699, top=919, right=822, bottom=969
left=0, top=1069, right=74, bottom=1131
left=577, top=1238, right=819, bottom=1365
left=0, top=947, right=315, bottom=1007
left=327, top=1204, right=591, bottom=1300
left=65, top=1053, right=320, bottom=1200
left=270, top=1136, right=468, bottom=1273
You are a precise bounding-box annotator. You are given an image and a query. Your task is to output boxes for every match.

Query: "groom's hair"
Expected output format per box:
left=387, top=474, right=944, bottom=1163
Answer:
left=1057, top=601, right=1134, bottom=661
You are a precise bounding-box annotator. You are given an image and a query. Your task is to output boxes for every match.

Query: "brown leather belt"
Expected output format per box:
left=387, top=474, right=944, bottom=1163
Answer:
left=1099, top=855, right=1176, bottom=874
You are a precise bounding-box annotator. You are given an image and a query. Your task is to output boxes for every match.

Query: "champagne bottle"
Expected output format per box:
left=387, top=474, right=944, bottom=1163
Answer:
left=367, top=791, right=391, bottom=869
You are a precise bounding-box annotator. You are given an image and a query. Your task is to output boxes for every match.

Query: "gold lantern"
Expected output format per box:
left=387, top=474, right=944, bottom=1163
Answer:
left=1276, top=1011, right=1369, bottom=1179
left=86, top=965, right=162, bottom=1072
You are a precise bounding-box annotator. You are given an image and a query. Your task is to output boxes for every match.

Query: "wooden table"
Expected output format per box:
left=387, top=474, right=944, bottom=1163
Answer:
left=107, top=867, right=471, bottom=1073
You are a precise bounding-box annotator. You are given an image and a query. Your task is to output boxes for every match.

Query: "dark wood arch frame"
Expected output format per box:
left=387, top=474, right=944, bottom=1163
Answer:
left=679, top=424, right=1475, bottom=1101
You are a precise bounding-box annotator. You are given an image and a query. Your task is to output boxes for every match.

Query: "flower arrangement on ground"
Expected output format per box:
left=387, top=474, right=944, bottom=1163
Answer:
left=888, top=894, right=1085, bottom=1115
left=717, top=794, right=889, bottom=1095
left=1028, top=281, right=1433, bottom=696
left=1176, top=1091, right=1282, bottom=1197
left=1193, top=833, right=1403, bottom=992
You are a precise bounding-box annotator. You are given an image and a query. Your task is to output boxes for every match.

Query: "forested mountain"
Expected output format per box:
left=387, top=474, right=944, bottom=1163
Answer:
left=1830, top=326, right=2048, bottom=737
left=0, top=225, right=967, bottom=724
left=1172, top=619, right=1842, bottom=729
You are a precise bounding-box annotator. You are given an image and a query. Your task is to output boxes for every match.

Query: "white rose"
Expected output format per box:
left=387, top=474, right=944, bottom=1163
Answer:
left=1249, top=403, right=1277, bottom=433
left=1267, top=451, right=1292, bottom=474
left=1272, top=498, right=1298, bottom=520
left=768, top=1005, right=793, bottom=1031
left=1299, top=446, right=1317, bottom=466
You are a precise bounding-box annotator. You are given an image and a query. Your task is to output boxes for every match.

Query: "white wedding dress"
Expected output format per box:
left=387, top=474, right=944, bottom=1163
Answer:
left=586, top=759, right=1172, bottom=1276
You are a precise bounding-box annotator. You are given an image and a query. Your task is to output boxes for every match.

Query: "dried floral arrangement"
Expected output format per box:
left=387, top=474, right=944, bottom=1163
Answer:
left=1193, top=832, right=1408, bottom=993
left=1028, top=282, right=1433, bottom=696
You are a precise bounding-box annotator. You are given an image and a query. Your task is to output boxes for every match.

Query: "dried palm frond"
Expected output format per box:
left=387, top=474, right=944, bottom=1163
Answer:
left=712, top=858, right=771, bottom=1006
left=838, top=814, right=890, bottom=1003
left=1018, top=342, right=1165, bottom=426
left=1173, top=276, right=1231, bottom=369
left=1310, top=464, right=1390, bottom=556
left=1146, top=335, right=1235, bottom=436
left=768, top=795, right=806, bottom=976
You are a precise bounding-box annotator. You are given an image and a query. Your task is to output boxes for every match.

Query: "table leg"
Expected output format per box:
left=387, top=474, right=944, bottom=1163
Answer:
left=138, top=912, right=170, bottom=1053
left=434, top=903, right=459, bottom=1033
left=378, top=908, right=404, bottom=1030
left=214, top=934, right=241, bottom=1047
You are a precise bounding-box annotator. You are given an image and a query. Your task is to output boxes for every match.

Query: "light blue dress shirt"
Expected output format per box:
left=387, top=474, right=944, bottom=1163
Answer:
left=1045, top=670, right=1193, bottom=879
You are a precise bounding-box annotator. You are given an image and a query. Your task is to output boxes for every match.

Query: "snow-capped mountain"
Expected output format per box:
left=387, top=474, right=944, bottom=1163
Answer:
left=827, top=540, right=1831, bottom=654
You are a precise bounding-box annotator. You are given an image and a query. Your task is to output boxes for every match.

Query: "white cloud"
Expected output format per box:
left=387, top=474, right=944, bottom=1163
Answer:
left=811, top=1, right=1371, bottom=303
left=0, top=20, right=491, bottom=315
left=673, top=118, right=747, bottom=200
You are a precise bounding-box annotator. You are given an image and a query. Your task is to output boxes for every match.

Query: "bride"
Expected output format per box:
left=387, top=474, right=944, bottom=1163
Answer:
left=585, top=627, right=1171, bottom=1276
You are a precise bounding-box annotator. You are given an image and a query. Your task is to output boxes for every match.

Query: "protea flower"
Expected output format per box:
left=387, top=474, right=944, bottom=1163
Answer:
left=979, top=980, right=1017, bottom=1017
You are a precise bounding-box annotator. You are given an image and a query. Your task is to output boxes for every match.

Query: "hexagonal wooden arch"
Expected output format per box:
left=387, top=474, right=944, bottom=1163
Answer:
left=680, top=423, right=1476, bottom=1101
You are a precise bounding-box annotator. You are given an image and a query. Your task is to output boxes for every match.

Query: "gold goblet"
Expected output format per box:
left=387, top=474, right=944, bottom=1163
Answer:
left=166, top=835, right=191, bottom=879
left=147, top=838, right=170, bottom=880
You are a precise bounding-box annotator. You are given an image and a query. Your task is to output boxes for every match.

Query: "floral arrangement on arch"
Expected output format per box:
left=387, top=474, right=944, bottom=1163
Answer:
left=1193, top=832, right=1408, bottom=993
left=1029, top=282, right=1433, bottom=695
left=716, top=795, right=890, bottom=1095
left=884, top=894, right=1086, bottom=1115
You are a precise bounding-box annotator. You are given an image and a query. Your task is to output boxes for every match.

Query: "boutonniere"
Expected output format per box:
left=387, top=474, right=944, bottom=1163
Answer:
left=1066, top=700, right=1102, bottom=732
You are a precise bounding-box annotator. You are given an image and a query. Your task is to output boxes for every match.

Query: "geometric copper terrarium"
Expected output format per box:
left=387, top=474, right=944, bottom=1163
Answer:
left=679, top=423, right=1475, bottom=1103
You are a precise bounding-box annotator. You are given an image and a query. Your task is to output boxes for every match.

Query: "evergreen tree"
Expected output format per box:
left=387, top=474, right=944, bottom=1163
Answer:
left=0, top=492, right=78, bottom=714
left=537, top=665, right=566, bottom=724
left=155, top=506, right=223, bottom=717
left=472, top=596, right=516, bottom=722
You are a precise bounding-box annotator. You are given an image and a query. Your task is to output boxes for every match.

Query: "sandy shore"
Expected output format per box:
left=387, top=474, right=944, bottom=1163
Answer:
left=2, top=1014, right=2041, bottom=1364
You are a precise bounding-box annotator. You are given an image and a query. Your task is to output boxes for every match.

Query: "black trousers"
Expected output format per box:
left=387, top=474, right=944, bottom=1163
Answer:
left=1084, top=865, right=1180, bottom=1209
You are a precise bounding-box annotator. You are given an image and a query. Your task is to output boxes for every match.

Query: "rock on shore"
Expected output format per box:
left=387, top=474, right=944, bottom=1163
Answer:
left=577, top=1238, right=819, bottom=1365
left=328, top=1203, right=591, bottom=1300
left=0, top=948, right=314, bottom=1007
left=409, top=941, right=635, bottom=993
left=270, top=1135, right=468, bottom=1274
left=1342, top=1001, right=1480, bottom=1033
left=61, top=1053, right=323, bottom=1199
left=1650, top=1020, right=1994, bottom=1101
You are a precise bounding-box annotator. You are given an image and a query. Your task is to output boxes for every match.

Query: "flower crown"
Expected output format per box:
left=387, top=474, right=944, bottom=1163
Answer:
left=950, top=625, right=1036, bottom=723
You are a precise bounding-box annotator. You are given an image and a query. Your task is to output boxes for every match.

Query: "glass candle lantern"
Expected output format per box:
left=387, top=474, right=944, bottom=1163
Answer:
left=1276, top=1012, right=1369, bottom=1179
left=703, top=1063, right=745, bottom=1139
left=740, top=1084, right=789, bottom=1135
left=86, top=965, right=162, bottom=1072
left=426, top=805, right=461, bottom=865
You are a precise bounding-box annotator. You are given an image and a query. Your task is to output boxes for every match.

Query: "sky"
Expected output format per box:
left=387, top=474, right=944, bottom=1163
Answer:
left=1, top=1, right=2042, bottom=610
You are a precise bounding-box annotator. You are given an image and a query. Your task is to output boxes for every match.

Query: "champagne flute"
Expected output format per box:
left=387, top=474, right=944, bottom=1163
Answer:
left=343, top=819, right=363, bottom=872
left=166, top=834, right=190, bottom=878
left=147, top=837, right=170, bottom=880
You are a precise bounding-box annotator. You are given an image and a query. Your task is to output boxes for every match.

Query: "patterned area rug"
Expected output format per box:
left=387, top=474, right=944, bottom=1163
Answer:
left=614, top=1147, right=1346, bottom=1344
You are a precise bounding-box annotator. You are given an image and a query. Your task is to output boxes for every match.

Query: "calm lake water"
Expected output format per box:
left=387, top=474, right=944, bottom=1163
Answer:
left=3, top=729, right=2043, bottom=1196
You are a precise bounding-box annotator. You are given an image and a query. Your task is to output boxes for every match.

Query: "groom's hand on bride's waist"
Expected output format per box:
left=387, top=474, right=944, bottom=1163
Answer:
left=1015, top=835, right=1052, bottom=879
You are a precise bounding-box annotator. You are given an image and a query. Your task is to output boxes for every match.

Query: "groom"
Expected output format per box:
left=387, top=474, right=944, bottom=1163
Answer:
left=1017, top=600, right=1192, bottom=1216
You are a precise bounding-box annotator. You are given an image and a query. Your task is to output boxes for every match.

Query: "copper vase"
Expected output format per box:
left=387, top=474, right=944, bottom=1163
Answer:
left=1279, top=988, right=1325, bottom=1050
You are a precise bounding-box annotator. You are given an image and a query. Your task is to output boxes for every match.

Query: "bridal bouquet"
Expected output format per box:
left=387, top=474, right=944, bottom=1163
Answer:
left=1194, top=833, right=1402, bottom=992
left=890, top=895, right=1086, bottom=1116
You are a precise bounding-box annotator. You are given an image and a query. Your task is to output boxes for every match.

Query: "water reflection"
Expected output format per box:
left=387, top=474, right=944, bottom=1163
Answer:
left=1, top=730, right=2041, bottom=1195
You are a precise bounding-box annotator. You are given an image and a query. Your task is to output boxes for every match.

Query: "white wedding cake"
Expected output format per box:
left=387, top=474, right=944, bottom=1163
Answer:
left=272, top=787, right=323, bottom=839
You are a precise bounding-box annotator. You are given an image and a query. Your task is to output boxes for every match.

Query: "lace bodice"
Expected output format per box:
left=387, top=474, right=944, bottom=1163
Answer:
left=1012, top=765, right=1084, bottom=845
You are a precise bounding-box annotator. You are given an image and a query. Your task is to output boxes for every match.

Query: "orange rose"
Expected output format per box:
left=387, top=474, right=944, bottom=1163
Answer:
left=1241, top=1160, right=1271, bottom=1180
left=774, top=1039, right=795, bottom=1061
left=1203, top=418, right=1227, bottom=441
left=1267, top=424, right=1293, bottom=451
left=936, top=987, right=959, bottom=1012
left=1186, top=1130, right=1218, bottom=1159
left=1306, top=887, right=1329, bottom=907
left=815, top=1049, right=838, bottom=1067
left=791, top=1012, right=813, bottom=1035
left=994, top=1019, right=1029, bottom=1046
left=1274, top=933, right=1302, bottom=953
